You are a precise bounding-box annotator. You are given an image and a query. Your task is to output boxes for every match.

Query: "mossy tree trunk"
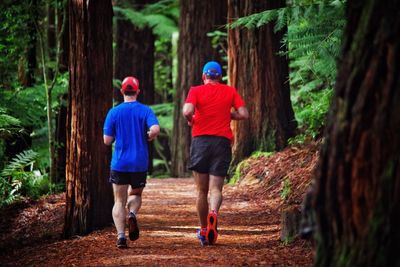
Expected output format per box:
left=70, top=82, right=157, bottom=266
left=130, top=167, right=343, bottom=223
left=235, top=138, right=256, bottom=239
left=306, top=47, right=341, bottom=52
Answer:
left=64, top=0, right=113, bottom=237
left=227, top=0, right=296, bottom=169
left=315, top=1, right=400, bottom=266
left=171, top=0, right=227, bottom=177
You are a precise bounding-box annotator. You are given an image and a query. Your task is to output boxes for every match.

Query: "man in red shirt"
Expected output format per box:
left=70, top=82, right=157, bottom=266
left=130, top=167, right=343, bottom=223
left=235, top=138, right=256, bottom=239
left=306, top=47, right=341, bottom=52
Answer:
left=183, top=61, right=249, bottom=246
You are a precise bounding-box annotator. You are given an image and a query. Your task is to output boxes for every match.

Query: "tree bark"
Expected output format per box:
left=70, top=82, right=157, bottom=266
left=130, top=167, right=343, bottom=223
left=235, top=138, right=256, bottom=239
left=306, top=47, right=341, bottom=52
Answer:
left=227, top=0, right=296, bottom=169
left=171, top=0, right=227, bottom=177
left=315, top=1, right=400, bottom=266
left=114, top=1, right=155, bottom=105
left=64, top=0, right=113, bottom=237
left=59, top=1, right=69, bottom=73
left=54, top=93, right=67, bottom=184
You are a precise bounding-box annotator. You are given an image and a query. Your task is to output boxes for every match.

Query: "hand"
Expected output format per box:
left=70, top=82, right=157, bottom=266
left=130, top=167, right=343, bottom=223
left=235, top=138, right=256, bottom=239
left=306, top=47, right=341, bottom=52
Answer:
left=147, top=130, right=156, bottom=141
left=187, top=115, right=195, bottom=127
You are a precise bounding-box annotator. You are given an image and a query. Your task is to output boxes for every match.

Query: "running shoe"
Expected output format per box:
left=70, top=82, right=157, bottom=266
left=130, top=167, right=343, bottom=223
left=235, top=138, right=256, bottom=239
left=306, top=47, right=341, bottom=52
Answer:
left=128, top=212, right=140, bottom=241
left=116, top=237, right=127, bottom=248
left=196, top=229, right=209, bottom=247
left=206, top=211, right=218, bottom=245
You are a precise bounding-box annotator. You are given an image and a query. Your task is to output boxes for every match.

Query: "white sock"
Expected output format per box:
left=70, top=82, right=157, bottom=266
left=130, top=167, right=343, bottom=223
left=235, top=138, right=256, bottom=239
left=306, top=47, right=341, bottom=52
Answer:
left=118, top=232, right=125, bottom=239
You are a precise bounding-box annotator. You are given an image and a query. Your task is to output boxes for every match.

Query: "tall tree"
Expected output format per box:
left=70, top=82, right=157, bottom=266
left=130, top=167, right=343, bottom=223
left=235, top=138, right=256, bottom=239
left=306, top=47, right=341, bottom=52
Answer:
left=227, top=0, right=296, bottom=168
left=171, top=0, right=227, bottom=177
left=315, top=1, right=400, bottom=266
left=114, top=0, right=155, bottom=105
left=64, top=0, right=113, bottom=237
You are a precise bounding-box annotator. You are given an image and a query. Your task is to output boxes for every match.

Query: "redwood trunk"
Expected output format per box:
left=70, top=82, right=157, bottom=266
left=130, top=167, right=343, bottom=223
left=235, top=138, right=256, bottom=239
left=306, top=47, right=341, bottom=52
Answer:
left=114, top=1, right=155, bottom=105
left=171, top=0, right=227, bottom=177
left=228, top=0, right=296, bottom=168
left=315, top=1, right=400, bottom=266
left=64, top=0, right=113, bottom=237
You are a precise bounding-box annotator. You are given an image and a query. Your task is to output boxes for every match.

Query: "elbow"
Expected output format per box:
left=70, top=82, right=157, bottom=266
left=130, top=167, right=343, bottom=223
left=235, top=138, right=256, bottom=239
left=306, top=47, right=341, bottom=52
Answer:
left=152, top=125, right=161, bottom=136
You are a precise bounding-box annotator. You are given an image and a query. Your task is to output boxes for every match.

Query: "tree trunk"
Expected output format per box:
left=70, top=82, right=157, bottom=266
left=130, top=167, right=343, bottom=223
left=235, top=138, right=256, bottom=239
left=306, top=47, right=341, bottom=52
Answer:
left=114, top=1, right=155, bottom=105
left=25, top=0, right=37, bottom=87
left=315, top=1, right=400, bottom=266
left=59, top=1, right=69, bottom=73
left=47, top=3, right=56, bottom=80
left=54, top=93, right=67, bottom=184
left=171, top=0, right=227, bottom=177
left=64, top=0, right=113, bottom=237
left=227, top=0, right=296, bottom=169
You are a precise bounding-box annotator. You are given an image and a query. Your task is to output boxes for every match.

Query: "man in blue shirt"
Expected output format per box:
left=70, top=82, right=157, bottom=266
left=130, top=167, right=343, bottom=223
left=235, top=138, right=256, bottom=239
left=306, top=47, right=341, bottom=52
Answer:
left=103, top=76, right=160, bottom=248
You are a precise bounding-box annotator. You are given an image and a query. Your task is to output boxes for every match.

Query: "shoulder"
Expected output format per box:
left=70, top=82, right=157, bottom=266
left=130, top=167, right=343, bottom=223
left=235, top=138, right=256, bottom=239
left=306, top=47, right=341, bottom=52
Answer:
left=189, top=85, right=202, bottom=93
left=137, top=102, right=155, bottom=113
left=216, top=83, right=238, bottom=93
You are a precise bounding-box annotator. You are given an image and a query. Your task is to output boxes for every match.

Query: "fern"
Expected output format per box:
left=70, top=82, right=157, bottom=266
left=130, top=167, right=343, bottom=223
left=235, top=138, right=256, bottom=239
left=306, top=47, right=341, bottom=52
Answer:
left=228, top=0, right=345, bottom=141
left=113, top=0, right=178, bottom=37
left=1, top=149, right=38, bottom=177
left=0, top=108, right=24, bottom=139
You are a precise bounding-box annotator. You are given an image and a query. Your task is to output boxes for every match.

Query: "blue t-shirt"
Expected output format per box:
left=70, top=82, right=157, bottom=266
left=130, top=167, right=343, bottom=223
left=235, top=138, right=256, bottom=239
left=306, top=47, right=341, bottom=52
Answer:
left=103, top=101, right=159, bottom=172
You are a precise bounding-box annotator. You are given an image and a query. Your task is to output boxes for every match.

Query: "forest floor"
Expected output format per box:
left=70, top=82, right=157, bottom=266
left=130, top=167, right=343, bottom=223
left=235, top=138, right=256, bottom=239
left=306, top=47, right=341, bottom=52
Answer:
left=0, top=143, right=319, bottom=266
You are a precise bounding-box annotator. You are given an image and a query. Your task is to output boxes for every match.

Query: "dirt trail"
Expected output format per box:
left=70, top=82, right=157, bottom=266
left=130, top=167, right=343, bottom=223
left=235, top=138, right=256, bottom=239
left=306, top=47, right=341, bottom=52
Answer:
left=0, top=178, right=313, bottom=266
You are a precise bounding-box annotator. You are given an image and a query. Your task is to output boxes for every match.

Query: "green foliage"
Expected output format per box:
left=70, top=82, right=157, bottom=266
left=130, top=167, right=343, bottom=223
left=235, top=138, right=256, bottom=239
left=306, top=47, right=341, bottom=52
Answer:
left=228, top=0, right=345, bottom=142
left=150, top=103, right=173, bottom=176
left=0, top=108, right=24, bottom=139
left=0, top=73, right=68, bottom=171
left=280, top=176, right=291, bottom=201
left=207, top=30, right=228, bottom=81
left=0, top=149, right=62, bottom=207
left=229, top=160, right=250, bottom=185
left=150, top=103, right=173, bottom=132
left=0, top=0, right=36, bottom=85
left=154, top=37, right=175, bottom=102
left=113, top=0, right=179, bottom=37
left=250, top=151, right=274, bottom=159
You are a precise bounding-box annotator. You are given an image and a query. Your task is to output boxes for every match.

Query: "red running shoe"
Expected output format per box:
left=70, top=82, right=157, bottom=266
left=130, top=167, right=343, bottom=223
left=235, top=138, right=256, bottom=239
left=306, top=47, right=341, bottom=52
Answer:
left=206, top=211, right=218, bottom=245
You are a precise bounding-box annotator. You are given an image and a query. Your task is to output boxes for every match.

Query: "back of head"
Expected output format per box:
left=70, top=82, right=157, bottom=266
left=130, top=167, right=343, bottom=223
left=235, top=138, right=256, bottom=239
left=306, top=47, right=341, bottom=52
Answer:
left=202, top=61, right=222, bottom=80
left=121, top=76, right=140, bottom=96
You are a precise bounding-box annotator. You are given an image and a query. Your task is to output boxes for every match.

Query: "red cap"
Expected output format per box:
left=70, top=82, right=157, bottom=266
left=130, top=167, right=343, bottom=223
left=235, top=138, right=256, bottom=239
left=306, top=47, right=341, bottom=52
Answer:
left=121, top=76, right=139, bottom=92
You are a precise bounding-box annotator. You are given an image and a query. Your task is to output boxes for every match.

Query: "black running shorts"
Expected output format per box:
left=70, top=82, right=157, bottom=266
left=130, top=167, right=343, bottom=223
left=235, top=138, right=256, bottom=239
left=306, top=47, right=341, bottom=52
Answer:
left=188, top=135, right=232, bottom=177
left=109, top=170, right=147, bottom=188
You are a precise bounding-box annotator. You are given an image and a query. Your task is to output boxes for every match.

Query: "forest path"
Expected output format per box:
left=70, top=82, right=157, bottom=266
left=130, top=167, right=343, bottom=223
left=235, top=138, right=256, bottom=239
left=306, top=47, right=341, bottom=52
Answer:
left=1, top=178, right=312, bottom=266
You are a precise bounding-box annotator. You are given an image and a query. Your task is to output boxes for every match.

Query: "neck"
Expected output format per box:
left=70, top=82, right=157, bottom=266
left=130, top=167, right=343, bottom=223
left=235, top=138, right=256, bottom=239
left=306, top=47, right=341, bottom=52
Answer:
left=204, top=79, right=219, bottom=85
left=124, top=96, right=137, bottom=102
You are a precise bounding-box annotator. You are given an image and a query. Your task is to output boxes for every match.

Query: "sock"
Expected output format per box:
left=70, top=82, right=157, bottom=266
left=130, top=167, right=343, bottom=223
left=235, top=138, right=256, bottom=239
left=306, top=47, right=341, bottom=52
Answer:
left=211, top=210, right=218, bottom=216
left=129, top=210, right=136, bottom=217
left=118, top=232, right=126, bottom=240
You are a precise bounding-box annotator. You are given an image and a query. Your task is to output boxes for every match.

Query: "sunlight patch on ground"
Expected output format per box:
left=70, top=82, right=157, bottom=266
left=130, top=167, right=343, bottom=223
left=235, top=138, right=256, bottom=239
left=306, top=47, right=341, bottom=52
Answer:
left=146, top=230, right=195, bottom=238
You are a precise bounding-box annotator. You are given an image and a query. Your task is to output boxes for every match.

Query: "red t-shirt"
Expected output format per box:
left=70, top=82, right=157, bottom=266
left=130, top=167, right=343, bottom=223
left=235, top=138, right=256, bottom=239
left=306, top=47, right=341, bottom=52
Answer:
left=185, top=83, right=245, bottom=140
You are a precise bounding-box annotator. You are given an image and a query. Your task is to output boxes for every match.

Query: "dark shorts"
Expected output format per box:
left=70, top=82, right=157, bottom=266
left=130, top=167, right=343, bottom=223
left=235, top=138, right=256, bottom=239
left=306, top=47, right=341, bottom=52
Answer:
left=188, top=135, right=232, bottom=177
left=109, top=170, right=147, bottom=188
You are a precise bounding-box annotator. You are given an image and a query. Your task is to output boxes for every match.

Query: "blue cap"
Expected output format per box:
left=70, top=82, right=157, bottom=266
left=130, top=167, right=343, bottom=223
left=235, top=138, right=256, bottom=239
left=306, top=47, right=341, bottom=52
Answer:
left=202, top=61, right=222, bottom=78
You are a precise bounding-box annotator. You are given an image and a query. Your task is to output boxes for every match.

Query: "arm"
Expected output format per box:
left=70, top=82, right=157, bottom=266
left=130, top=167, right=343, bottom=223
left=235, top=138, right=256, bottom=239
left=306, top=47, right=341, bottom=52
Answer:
left=231, top=106, right=249, bottom=120
left=147, top=125, right=160, bottom=141
left=103, top=135, right=115, bottom=146
left=182, top=103, right=195, bottom=126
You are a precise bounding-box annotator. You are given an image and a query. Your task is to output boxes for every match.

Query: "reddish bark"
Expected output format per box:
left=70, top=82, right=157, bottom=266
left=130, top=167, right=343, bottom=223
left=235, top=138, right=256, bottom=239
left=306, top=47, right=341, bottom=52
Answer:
left=228, top=0, right=296, bottom=168
left=64, top=0, right=113, bottom=237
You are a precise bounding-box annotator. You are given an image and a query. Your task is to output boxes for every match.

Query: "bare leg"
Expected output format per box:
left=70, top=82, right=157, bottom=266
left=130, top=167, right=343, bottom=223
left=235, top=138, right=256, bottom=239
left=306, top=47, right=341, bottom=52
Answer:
left=194, top=171, right=210, bottom=228
left=112, top=184, right=129, bottom=235
left=209, top=175, right=225, bottom=213
left=127, top=186, right=144, bottom=214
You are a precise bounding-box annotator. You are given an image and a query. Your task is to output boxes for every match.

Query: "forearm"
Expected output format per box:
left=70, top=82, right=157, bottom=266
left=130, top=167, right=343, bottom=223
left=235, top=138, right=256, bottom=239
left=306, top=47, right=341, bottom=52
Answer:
left=103, top=135, right=115, bottom=145
left=148, top=125, right=160, bottom=141
left=182, top=103, right=195, bottom=124
left=231, top=107, right=249, bottom=120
